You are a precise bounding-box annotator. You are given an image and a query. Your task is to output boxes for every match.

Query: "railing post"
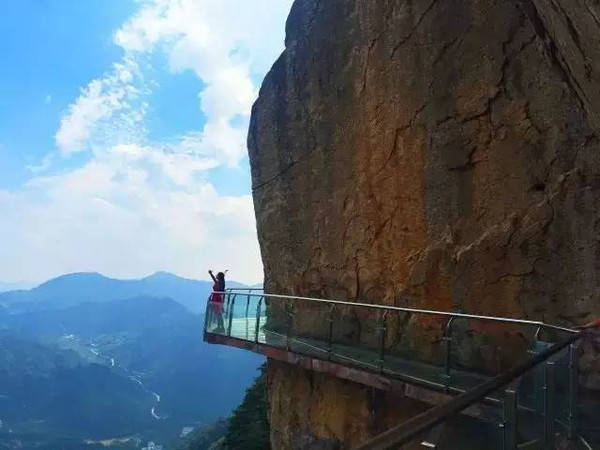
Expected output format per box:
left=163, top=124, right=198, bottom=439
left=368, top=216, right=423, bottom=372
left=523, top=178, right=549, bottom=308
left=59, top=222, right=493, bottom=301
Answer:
left=503, top=379, right=519, bottom=450
left=204, top=293, right=212, bottom=333
left=378, top=311, right=388, bottom=374
left=254, top=296, right=264, bottom=343
left=442, top=317, right=455, bottom=393
left=245, top=293, right=251, bottom=339
left=227, top=294, right=236, bottom=337
left=327, top=304, right=335, bottom=361
left=225, top=290, right=232, bottom=317
left=568, top=342, right=579, bottom=440
left=285, top=300, right=294, bottom=351
left=530, top=328, right=545, bottom=415
left=543, top=360, right=556, bottom=449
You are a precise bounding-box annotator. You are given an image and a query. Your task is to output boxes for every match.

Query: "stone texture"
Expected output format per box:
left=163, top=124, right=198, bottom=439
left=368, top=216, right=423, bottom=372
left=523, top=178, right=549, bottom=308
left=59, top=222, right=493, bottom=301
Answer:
left=248, top=0, right=600, bottom=447
left=267, top=359, right=429, bottom=449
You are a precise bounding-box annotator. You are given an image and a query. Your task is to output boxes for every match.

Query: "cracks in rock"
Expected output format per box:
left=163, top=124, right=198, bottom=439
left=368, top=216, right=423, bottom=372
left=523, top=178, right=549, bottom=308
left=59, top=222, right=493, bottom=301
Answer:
left=490, top=257, right=542, bottom=284
left=522, top=100, right=548, bottom=139
left=584, top=0, right=600, bottom=29
left=341, top=214, right=361, bottom=248
left=581, top=133, right=600, bottom=163
left=360, top=32, right=384, bottom=94
left=390, top=0, right=440, bottom=59
left=448, top=145, right=479, bottom=172
left=252, top=145, right=318, bottom=192
left=372, top=202, right=402, bottom=243
left=493, top=18, right=524, bottom=101
left=432, top=27, right=471, bottom=67
left=551, top=0, right=588, bottom=62
left=518, top=0, right=590, bottom=112
left=442, top=21, right=538, bottom=174
left=381, top=127, right=402, bottom=172
left=378, top=103, right=427, bottom=174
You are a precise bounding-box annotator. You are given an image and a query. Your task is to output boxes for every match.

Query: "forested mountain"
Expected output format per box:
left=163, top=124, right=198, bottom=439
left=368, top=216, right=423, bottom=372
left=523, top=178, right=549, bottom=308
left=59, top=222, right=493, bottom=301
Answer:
left=175, top=365, right=270, bottom=450
left=0, top=333, right=154, bottom=437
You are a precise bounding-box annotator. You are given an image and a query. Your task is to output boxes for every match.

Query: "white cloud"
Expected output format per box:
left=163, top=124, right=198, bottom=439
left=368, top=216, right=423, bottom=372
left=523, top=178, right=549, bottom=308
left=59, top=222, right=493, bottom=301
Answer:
left=5, top=0, right=294, bottom=284
left=26, top=152, right=55, bottom=174
left=55, top=0, right=293, bottom=164
left=55, top=57, right=143, bottom=153
left=113, top=0, right=293, bottom=166
left=0, top=142, right=261, bottom=283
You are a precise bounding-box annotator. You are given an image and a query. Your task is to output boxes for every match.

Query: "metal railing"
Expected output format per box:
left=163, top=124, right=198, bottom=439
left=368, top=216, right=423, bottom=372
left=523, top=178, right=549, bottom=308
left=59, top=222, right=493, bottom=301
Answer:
left=355, top=333, right=585, bottom=449
left=225, top=287, right=263, bottom=292
left=220, top=289, right=576, bottom=334
left=204, top=290, right=590, bottom=449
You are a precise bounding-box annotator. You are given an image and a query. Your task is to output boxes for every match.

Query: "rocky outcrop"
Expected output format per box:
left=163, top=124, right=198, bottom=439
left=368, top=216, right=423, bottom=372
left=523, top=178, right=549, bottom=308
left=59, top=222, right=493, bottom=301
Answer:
left=248, top=0, right=600, bottom=447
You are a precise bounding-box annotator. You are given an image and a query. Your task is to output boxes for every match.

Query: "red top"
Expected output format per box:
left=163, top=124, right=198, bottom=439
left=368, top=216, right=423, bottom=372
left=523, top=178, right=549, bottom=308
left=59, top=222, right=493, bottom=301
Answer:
left=212, top=281, right=224, bottom=303
left=209, top=281, right=224, bottom=314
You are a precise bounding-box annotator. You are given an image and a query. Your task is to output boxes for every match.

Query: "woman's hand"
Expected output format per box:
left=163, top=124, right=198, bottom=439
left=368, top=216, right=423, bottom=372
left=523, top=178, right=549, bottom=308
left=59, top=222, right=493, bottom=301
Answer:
left=576, top=318, right=600, bottom=330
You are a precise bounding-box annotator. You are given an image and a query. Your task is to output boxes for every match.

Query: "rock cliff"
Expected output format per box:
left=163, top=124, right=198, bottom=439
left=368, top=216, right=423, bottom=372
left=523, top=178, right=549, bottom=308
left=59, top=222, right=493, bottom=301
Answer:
left=248, top=0, right=600, bottom=447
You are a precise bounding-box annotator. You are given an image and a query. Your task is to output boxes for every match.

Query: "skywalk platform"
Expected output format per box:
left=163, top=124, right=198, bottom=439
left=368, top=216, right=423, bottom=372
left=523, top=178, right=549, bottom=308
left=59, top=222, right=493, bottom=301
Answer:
left=203, top=290, right=598, bottom=449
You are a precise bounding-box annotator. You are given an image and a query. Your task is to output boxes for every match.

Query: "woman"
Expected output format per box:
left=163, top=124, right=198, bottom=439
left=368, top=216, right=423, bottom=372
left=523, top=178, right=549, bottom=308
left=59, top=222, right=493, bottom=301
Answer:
left=208, top=270, right=226, bottom=331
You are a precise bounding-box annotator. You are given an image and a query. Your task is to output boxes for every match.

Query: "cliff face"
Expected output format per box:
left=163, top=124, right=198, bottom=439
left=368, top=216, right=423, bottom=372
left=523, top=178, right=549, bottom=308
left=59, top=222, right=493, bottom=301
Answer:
left=248, top=0, right=600, bottom=447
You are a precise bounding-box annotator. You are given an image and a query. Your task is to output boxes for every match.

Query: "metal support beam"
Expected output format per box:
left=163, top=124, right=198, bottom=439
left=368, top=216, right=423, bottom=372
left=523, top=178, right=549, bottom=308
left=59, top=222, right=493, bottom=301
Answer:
left=254, top=296, right=263, bottom=343
left=378, top=311, right=388, bottom=373
left=327, top=304, right=335, bottom=361
left=543, top=361, right=556, bottom=449
left=442, top=318, right=454, bottom=393
left=568, top=342, right=579, bottom=439
left=285, top=300, right=294, bottom=351
left=503, top=380, right=519, bottom=450
left=227, top=294, right=236, bottom=336
left=245, top=293, right=250, bottom=339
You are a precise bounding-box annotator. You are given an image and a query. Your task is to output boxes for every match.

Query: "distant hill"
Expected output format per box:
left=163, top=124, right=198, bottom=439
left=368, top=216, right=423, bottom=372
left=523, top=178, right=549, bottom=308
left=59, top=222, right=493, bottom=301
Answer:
left=0, top=271, right=253, bottom=313
left=0, top=296, right=191, bottom=340
left=0, top=281, right=35, bottom=293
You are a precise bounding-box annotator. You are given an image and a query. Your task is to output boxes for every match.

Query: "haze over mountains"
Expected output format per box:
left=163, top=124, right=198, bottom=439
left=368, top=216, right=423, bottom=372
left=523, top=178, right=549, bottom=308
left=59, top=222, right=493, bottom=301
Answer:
left=0, top=281, right=35, bottom=293
left=0, top=271, right=251, bottom=314
left=0, top=272, right=264, bottom=449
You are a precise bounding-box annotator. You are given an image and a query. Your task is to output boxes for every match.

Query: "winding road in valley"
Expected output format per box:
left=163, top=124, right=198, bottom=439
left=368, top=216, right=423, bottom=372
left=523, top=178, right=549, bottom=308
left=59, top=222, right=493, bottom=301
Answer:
left=84, top=340, right=164, bottom=420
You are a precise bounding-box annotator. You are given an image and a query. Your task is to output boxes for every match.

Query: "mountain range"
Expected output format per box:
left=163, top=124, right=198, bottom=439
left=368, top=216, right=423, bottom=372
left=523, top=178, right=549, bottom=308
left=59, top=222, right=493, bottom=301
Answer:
left=0, top=272, right=264, bottom=449
left=0, top=271, right=253, bottom=314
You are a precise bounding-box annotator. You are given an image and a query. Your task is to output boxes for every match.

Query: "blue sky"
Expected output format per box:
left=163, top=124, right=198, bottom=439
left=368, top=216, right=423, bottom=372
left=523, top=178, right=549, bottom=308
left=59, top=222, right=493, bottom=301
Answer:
left=0, top=0, right=293, bottom=284
left=0, top=1, right=135, bottom=188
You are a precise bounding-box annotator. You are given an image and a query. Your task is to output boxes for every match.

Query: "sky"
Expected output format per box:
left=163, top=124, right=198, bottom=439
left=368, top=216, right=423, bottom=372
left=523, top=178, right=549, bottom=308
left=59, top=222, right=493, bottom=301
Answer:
left=0, top=0, right=294, bottom=285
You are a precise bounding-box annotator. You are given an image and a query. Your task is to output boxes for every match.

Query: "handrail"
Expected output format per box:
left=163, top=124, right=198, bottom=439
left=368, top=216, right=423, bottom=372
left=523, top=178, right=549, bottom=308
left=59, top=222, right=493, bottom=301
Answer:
left=211, top=291, right=579, bottom=335
left=226, top=287, right=264, bottom=291
left=354, top=332, right=584, bottom=450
